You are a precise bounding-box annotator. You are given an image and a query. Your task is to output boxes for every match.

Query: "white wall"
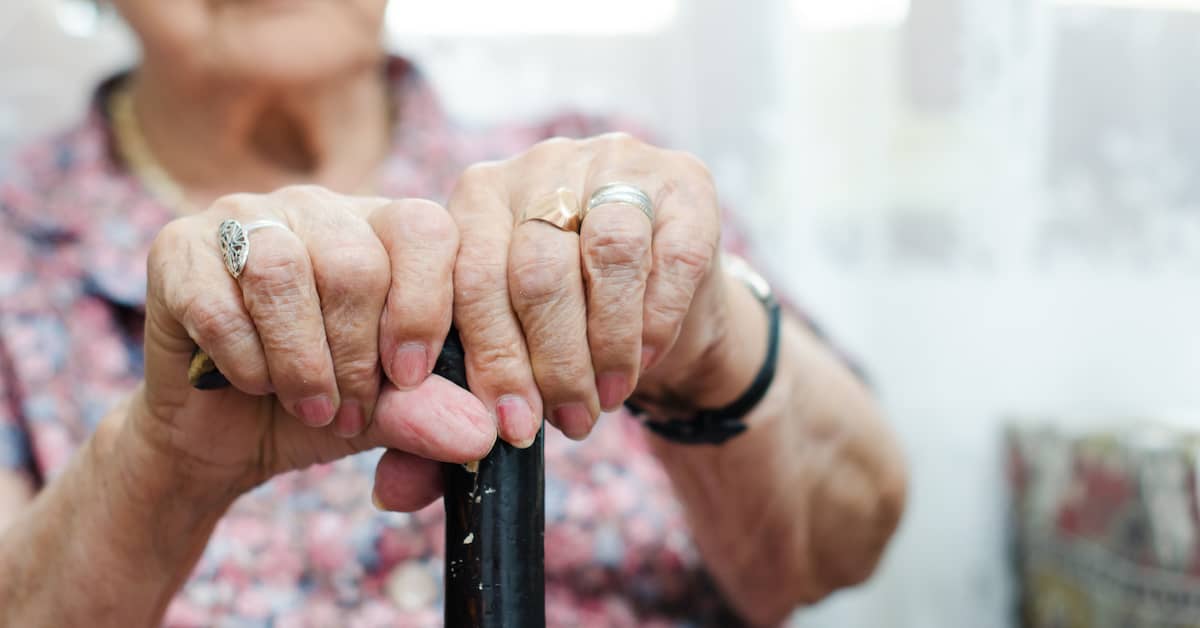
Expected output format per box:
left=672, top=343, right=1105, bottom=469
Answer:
left=5, top=2, right=1200, bottom=627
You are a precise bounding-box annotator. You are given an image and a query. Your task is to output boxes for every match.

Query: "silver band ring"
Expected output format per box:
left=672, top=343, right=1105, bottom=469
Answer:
left=218, top=219, right=289, bottom=279
left=586, top=183, right=654, bottom=224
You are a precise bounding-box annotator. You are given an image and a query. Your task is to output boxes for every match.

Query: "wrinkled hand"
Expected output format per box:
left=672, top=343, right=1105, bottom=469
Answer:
left=448, top=133, right=728, bottom=445
left=138, top=186, right=494, bottom=511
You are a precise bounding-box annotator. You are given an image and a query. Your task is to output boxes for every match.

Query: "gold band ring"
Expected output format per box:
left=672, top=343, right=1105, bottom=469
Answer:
left=520, top=187, right=583, bottom=233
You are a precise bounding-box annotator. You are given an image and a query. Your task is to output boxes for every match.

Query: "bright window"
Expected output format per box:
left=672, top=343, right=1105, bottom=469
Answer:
left=1054, top=0, right=1200, bottom=9
left=792, top=0, right=911, bottom=30
left=386, top=0, right=679, bottom=36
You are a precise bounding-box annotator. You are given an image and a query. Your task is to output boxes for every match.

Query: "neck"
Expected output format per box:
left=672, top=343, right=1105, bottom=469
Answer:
left=129, top=59, right=392, bottom=208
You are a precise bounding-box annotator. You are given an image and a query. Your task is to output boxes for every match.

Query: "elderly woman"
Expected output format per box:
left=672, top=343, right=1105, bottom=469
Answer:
left=0, top=2, right=905, bottom=626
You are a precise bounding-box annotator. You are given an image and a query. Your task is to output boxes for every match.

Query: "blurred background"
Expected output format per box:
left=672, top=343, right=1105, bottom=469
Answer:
left=4, top=1, right=1200, bottom=626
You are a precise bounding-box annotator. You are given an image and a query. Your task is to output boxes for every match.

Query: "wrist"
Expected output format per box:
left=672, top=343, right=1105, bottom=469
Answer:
left=708, top=271, right=770, bottom=406
left=94, top=390, right=237, bottom=547
left=674, top=270, right=769, bottom=409
left=23, top=393, right=235, bottom=623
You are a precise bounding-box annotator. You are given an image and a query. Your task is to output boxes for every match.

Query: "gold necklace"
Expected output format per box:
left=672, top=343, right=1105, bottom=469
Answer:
left=108, top=80, right=392, bottom=216
left=108, top=80, right=195, bottom=215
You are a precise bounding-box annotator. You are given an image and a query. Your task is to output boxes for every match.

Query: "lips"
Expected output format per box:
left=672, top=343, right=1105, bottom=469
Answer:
left=217, top=0, right=318, bottom=9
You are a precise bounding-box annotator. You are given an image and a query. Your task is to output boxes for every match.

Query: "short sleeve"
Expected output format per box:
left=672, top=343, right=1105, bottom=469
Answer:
left=0, top=174, right=38, bottom=476
left=0, top=353, right=31, bottom=474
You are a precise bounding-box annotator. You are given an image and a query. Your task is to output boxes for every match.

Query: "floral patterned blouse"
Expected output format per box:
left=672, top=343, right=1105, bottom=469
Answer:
left=0, top=59, right=749, bottom=627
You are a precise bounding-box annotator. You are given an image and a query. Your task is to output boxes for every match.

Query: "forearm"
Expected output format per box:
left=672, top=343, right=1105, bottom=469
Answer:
left=0, top=391, right=233, bottom=627
left=651, top=290, right=907, bottom=626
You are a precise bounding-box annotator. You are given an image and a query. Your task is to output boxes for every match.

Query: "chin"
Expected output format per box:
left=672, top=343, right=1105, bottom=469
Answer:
left=204, top=2, right=385, bottom=86
left=215, top=44, right=385, bottom=88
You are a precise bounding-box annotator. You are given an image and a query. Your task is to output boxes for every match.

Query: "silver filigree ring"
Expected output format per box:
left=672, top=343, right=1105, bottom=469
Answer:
left=217, top=219, right=289, bottom=279
left=585, top=183, right=655, bottom=224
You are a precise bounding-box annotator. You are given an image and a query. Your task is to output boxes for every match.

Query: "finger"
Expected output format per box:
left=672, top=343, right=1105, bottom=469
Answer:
left=147, top=215, right=272, bottom=397
left=578, top=187, right=654, bottom=412
left=372, top=449, right=444, bottom=513
left=449, top=164, right=543, bottom=448
left=640, top=153, right=721, bottom=370
left=364, top=375, right=496, bottom=463
left=283, top=189, right=391, bottom=438
left=369, top=199, right=457, bottom=393
left=508, top=216, right=599, bottom=441
left=225, top=200, right=339, bottom=428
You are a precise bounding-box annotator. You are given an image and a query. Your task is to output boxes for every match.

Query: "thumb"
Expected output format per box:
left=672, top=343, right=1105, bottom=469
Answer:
left=372, top=448, right=445, bottom=512
left=357, top=375, right=496, bottom=464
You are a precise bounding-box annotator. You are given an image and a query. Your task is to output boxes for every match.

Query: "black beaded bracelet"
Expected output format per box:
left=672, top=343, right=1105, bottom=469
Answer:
left=625, top=256, right=782, bottom=446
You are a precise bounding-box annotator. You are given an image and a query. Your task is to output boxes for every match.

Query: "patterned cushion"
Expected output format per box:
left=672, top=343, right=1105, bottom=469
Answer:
left=1008, top=424, right=1200, bottom=628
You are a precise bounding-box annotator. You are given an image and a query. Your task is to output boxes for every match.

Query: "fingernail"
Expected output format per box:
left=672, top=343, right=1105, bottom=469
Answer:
left=332, top=400, right=365, bottom=438
left=372, top=489, right=387, bottom=511
left=496, top=395, right=537, bottom=448
left=391, top=343, right=428, bottom=389
left=641, top=347, right=659, bottom=371
left=553, top=403, right=594, bottom=441
left=295, top=395, right=336, bottom=427
left=597, top=372, right=630, bottom=412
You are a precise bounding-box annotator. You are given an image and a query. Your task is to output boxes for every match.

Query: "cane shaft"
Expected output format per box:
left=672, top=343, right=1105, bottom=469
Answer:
left=434, top=329, right=546, bottom=627
left=187, top=330, right=547, bottom=627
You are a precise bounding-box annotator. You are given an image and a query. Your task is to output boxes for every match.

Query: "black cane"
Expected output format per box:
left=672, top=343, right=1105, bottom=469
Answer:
left=189, top=328, right=546, bottom=627
left=433, top=329, right=545, bottom=627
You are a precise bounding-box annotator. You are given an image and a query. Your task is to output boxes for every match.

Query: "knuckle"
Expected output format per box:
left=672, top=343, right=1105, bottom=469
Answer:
left=644, top=291, right=690, bottom=332
left=658, top=237, right=715, bottom=285
left=320, top=245, right=390, bottom=296
left=589, top=297, right=639, bottom=333
left=509, top=248, right=575, bottom=307
left=449, top=163, right=506, bottom=215
left=147, top=220, right=190, bottom=281
left=534, top=358, right=593, bottom=400
left=280, top=351, right=333, bottom=386
left=454, top=290, right=513, bottom=340
left=526, top=340, right=593, bottom=394
left=456, top=162, right=503, bottom=191
left=324, top=299, right=386, bottom=347
left=394, top=197, right=448, bottom=219
left=390, top=303, right=451, bottom=340
left=151, top=219, right=189, bottom=253
left=454, top=250, right=507, bottom=303
left=469, top=340, right=518, bottom=371
left=243, top=246, right=308, bottom=294
left=582, top=224, right=651, bottom=281
left=593, top=131, right=641, bottom=152
left=523, top=136, right=575, bottom=161
left=333, top=354, right=381, bottom=389
left=393, top=200, right=458, bottom=247
left=181, top=296, right=248, bottom=346
left=467, top=340, right=528, bottom=386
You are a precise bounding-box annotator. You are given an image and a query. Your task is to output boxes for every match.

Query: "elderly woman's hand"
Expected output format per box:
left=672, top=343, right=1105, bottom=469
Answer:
left=135, top=186, right=495, bottom=509
left=448, top=133, right=727, bottom=445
